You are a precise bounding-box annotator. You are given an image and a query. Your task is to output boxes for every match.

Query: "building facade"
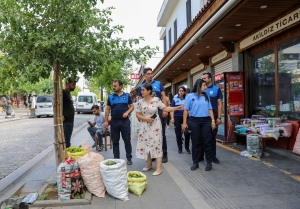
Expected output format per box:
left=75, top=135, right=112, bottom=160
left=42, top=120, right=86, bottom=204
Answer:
left=133, top=0, right=300, bottom=149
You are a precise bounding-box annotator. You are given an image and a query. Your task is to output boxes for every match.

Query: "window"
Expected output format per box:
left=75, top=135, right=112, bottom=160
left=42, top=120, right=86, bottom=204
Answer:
left=174, top=19, right=177, bottom=43
left=163, top=36, right=167, bottom=55
left=186, top=0, right=191, bottom=26
left=251, top=49, right=275, bottom=116
left=278, top=37, right=300, bottom=119
left=78, top=96, right=93, bottom=103
left=37, top=95, right=53, bottom=103
left=168, top=28, right=171, bottom=49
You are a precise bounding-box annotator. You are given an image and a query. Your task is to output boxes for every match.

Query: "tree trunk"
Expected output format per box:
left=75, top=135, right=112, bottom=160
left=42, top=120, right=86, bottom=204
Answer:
left=53, top=61, right=66, bottom=167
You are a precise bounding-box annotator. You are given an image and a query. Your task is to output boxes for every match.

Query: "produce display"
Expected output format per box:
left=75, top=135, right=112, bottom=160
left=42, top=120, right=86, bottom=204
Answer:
left=66, top=147, right=87, bottom=160
left=127, top=171, right=147, bottom=196
left=105, top=160, right=117, bottom=166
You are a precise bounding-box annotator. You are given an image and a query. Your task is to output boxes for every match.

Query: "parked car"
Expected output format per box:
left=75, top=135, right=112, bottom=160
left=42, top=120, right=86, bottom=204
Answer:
left=35, top=95, right=53, bottom=118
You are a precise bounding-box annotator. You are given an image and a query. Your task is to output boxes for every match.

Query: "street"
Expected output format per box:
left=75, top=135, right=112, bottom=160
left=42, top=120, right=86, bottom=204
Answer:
left=0, top=110, right=93, bottom=180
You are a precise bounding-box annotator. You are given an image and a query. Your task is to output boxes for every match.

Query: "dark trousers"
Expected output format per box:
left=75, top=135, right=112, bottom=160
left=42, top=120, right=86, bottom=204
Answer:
left=110, top=118, right=132, bottom=160
left=188, top=117, right=213, bottom=164
left=87, top=126, right=103, bottom=145
left=200, top=110, right=218, bottom=158
left=158, top=109, right=167, bottom=155
left=211, top=110, right=218, bottom=158
left=165, top=113, right=170, bottom=126
left=174, top=116, right=191, bottom=150
left=63, top=122, right=74, bottom=148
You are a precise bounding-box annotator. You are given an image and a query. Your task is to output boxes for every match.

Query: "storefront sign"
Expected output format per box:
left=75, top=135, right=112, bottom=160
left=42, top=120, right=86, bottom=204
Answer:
left=239, top=7, right=300, bottom=51
left=211, top=50, right=228, bottom=65
left=164, top=83, right=171, bottom=88
left=130, top=74, right=140, bottom=80
left=190, top=63, right=205, bottom=75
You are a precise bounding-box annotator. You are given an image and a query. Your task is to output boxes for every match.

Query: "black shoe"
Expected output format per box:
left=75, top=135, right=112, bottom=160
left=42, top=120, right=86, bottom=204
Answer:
left=191, top=163, right=199, bottom=171
left=186, top=149, right=191, bottom=154
left=162, top=155, right=168, bottom=163
left=98, top=145, right=103, bottom=152
left=127, top=159, right=132, bottom=165
left=198, top=156, right=204, bottom=162
left=92, top=144, right=96, bottom=148
left=212, top=157, right=219, bottom=164
left=178, top=150, right=182, bottom=154
left=205, top=163, right=212, bottom=171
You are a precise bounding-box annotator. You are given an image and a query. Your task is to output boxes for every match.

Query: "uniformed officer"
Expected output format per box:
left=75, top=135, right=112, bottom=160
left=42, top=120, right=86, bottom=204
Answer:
left=202, top=72, right=223, bottom=164
left=170, top=86, right=191, bottom=154
left=138, top=67, right=169, bottom=163
left=105, top=79, right=134, bottom=165
left=182, top=79, right=216, bottom=171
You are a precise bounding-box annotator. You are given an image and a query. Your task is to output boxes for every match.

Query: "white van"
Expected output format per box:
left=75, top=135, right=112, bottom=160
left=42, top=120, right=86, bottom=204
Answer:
left=76, top=91, right=97, bottom=114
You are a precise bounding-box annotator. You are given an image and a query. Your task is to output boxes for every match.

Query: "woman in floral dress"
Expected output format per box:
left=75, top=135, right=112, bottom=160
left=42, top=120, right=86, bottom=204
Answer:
left=136, top=84, right=183, bottom=176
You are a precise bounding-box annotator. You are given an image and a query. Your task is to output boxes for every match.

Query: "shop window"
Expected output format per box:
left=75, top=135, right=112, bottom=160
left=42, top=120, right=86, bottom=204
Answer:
left=251, top=49, right=275, bottom=116
left=278, top=37, right=300, bottom=120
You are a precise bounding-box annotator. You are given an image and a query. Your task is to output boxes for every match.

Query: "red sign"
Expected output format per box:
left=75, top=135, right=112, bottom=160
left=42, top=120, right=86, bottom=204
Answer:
left=228, top=74, right=243, bottom=91
left=130, top=74, right=140, bottom=80
left=214, top=73, right=223, bottom=82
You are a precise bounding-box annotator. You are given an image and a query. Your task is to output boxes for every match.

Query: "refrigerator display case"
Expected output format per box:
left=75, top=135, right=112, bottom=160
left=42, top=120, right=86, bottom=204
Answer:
left=214, top=71, right=245, bottom=143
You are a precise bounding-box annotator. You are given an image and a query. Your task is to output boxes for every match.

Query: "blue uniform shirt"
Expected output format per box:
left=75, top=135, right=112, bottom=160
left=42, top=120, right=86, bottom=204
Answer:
left=171, top=95, right=185, bottom=117
left=205, top=84, right=223, bottom=111
left=107, top=92, right=132, bottom=119
left=138, top=80, right=165, bottom=100
left=184, top=93, right=212, bottom=117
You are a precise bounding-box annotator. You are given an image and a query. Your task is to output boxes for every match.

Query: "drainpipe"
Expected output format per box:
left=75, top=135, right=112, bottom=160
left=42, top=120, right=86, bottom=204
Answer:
left=153, top=0, right=242, bottom=79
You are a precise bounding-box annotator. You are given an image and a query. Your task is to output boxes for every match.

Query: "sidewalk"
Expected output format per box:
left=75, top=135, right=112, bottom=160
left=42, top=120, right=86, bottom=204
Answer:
left=3, top=121, right=300, bottom=208
left=0, top=106, right=31, bottom=123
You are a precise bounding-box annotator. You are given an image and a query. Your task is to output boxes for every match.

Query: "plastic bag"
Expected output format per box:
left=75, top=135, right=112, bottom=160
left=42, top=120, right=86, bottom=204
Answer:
left=247, top=134, right=262, bottom=158
left=240, top=150, right=252, bottom=158
left=57, top=157, right=85, bottom=201
left=0, top=197, right=25, bottom=209
left=100, top=159, right=129, bottom=201
left=77, top=145, right=106, bottom=198
left=127, top=171, right=147, bottom=196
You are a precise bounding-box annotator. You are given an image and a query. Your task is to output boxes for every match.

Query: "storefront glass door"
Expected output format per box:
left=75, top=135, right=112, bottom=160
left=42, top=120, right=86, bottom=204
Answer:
left=278, top=37, right=300, bottom=120
left=251, top=49, right=275, bottom=116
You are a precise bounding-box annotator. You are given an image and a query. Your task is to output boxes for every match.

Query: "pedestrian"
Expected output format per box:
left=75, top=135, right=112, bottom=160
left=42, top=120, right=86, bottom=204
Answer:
left=104, top=79, right=134, bottom=165
left=138, top=67, right=169, bottom=163
left=170, top=86, right=191, bottom=154
left=202, top=72, right=223, bottom=164
left=63, top=79, right=77, bottom=148
left=182, top=79, right=216, bottom=171
left=23, top=94, right=28, bottom=108
left=28, top=94, right=32, bottom=108
left=136, top=84, right=184, bottom=176
left=165, top=92, right=173, bottom=129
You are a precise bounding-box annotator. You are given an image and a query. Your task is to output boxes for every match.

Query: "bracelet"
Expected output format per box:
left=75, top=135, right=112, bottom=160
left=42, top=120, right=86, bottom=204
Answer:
left=212, top=120, right=215, bottom=122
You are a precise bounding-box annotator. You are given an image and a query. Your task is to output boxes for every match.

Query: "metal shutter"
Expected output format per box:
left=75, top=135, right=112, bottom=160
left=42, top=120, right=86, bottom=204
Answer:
left=192, top=72, right=203, bottom=86
left=214, top=58, right=232, bottom=74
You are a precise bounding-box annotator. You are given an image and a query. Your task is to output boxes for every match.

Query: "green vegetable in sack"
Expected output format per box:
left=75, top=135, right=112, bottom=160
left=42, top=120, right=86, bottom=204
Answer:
left=105, top=160, right=117, bottom=166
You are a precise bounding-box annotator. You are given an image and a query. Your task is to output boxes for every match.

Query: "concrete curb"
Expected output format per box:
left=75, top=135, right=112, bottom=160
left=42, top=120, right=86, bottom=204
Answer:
left=30, top=191, right=92, bottom=208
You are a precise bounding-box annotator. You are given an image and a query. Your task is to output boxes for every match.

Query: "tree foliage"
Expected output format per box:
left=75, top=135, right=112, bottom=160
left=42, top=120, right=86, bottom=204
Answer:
left=0, top=0, right=157, bottom=82
left=0, top=0, right=158, bottom=164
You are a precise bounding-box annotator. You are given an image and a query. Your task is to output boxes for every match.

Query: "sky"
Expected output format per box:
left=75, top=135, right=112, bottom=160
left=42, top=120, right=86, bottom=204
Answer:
left=78, top=0, right=164, bottom=90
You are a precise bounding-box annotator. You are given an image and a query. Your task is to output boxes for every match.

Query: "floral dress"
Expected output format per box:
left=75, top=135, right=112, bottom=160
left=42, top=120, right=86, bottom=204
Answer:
left=136, top=97, right=165, bottom=160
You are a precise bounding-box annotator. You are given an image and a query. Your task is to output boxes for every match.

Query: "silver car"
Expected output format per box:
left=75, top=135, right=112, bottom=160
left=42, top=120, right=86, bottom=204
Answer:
left=35, top=95, right=53, bottom=118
